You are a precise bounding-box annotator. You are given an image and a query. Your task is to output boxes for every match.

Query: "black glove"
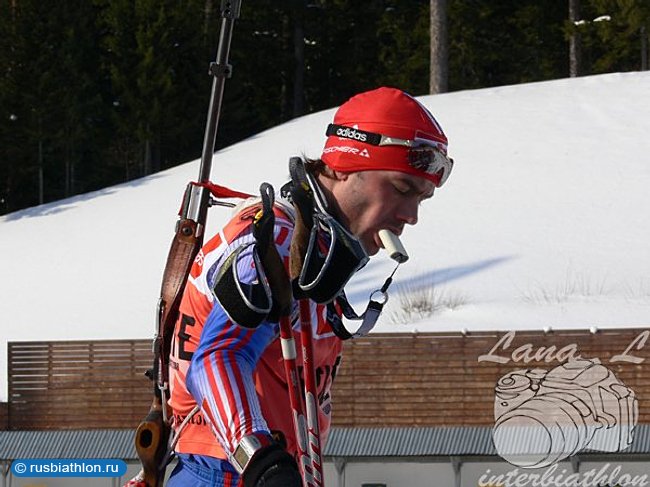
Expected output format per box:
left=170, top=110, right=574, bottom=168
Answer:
left=241, top=444, right=302, bottom=487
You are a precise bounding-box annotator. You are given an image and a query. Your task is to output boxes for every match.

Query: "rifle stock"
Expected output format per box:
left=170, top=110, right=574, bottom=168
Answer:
left=135, top=398, right=169, bottom=487
left=134, top=211, right=204, bottom=486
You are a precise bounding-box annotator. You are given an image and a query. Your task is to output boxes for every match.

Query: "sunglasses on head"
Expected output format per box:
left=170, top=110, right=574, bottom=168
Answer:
left=326, top=123, right=454, bottom=187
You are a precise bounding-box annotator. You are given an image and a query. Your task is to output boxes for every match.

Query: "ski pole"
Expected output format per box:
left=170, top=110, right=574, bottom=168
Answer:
left=286, top=195, right=324, bottom=486
left=279, top=315, right=319, bottom=486
left=298, top=298, right=325, bottom=486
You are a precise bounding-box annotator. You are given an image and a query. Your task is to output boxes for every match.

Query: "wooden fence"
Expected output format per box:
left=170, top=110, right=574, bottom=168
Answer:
left=6, top=328, right=650, bottom=430
left=8, top=340, right=152, bottom=430
left=332, top=328, right=650, bottom=427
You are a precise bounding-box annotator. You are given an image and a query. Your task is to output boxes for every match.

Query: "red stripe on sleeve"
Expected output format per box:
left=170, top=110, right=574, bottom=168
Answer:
left=208, top=324, right=256, bottom=446
left=202, top=356, right=231, bottom=446
left=276, top=226, right=289, bottom=246
left=225, top=325, right=256, bottom=438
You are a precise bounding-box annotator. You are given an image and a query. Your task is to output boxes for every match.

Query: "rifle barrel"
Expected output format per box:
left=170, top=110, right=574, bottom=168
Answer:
left=198, top=1, right=242, bottom=183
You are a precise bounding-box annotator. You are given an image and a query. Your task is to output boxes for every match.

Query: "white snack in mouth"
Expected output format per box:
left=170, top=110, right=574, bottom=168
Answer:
left=378, top=229, right=409, bottom=263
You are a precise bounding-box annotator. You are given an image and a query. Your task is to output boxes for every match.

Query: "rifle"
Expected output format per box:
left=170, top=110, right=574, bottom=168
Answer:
left=132, top=2, right=243, bottom=486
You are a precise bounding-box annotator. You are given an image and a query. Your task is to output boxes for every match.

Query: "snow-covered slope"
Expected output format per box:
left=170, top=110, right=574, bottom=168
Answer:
left=1, top=72, right=649, bottom=401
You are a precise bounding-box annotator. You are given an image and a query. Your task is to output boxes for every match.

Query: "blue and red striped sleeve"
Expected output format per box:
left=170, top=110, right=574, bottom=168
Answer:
left=184, top=217, right=292, bottom=456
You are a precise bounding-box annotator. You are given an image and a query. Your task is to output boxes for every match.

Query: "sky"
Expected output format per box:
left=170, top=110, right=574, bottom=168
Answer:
left=1, top=72, right=649, bottom=401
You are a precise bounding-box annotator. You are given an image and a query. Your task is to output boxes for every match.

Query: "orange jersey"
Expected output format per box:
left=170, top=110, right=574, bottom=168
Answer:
left=168, top=201, right=343, bottom=465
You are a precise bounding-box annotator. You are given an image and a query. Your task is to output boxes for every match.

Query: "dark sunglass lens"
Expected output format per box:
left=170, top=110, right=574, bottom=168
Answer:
left=408, top=148, right=434, bottom=171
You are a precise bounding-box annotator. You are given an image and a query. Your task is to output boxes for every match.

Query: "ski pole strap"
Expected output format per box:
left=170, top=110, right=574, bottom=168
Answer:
left=330, top=297, right=383, bottom=340
left=287, top=157, right=315, bottom=229
left=254, top=183, right=292, bottom=319
left=328, top=264, right=398, bottom=340
left=284, top=157, right=369, bottom=304
left=213, top=242, right=274, bottom=328
left=286, top=158, right=315, bottom=299
left=328, top=292, right=384, bottom=340
left=212, top=183, right=292, bottom=328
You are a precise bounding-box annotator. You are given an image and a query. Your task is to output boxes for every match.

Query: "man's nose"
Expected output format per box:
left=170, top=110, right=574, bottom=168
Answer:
left=398, top=200, right=419, bottom=226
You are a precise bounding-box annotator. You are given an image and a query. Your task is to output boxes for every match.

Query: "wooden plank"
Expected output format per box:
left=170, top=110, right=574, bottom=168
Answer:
left=0, top=402, right=8, bottom=430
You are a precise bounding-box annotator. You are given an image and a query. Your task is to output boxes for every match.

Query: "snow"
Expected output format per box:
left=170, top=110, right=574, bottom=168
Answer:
left=1, top=72, right=649, bottom=401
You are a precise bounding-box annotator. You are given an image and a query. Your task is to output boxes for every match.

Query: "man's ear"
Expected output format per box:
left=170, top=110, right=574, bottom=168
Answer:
left=318, top=166, right=349, bottom=182
left=331, top=170, right=349, bottom=181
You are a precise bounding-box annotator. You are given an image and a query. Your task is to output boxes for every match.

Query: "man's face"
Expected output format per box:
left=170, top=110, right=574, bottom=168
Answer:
left=331, top=170, right=435, bottom=256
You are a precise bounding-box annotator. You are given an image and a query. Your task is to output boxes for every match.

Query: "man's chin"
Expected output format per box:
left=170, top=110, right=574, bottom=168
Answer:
left=366, top=246, right=380, bottom=257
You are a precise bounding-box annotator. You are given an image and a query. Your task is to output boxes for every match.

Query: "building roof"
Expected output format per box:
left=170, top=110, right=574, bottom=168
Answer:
left=326, top=425, right=650, bottom=457
left=0, top=430, right=136, bottom=460
left=2, top=426, right=650, bottom=460
left=326, top=426, right=494, bottom=457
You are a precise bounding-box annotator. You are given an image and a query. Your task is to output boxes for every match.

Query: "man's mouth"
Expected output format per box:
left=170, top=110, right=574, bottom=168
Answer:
left=375, top=229, right=397, bottom=249
left=374, top=231, right=384, bottom=249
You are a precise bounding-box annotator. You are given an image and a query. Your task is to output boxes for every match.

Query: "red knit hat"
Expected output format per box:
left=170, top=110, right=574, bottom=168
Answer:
left=321, top=87, right=450, bottom=186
